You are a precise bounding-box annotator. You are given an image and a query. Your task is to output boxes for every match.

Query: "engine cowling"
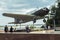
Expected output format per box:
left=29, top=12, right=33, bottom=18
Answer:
left=32, top=7, right=49, bottom=16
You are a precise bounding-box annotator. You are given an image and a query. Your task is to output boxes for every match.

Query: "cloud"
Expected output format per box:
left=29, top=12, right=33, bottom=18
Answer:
left=12, top=4, right=28, bottom=7
left=42, top=0, right=48, bottom=2
left=0, top=0, right=56, bottom=13
left=38, top=0, right=48, bottom=2
left=5, top=8, right=36, bottom=14
left=0, top=0, right=8, bottom=12
left=0, top=1, right=5, bottom=4
left=1, top=0, right=55, bottom=13
left=0, top=17, right=14, bottom=25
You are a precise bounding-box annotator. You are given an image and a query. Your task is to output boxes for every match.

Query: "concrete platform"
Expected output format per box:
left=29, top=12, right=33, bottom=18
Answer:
left=0, top=30, right=60, bottom=40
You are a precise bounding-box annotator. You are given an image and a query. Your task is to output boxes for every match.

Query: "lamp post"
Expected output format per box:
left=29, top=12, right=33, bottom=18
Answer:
left=54, top=10, right=56, bottom=31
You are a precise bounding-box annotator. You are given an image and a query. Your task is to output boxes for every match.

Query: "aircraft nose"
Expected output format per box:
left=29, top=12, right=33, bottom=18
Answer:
left=3, top=13, right=6, bottom=16
left=3, top=13, right=8, bottom=16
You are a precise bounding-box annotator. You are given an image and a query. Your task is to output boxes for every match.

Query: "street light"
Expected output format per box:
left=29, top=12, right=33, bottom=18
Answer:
left=54, top=10, right=56, bottom=31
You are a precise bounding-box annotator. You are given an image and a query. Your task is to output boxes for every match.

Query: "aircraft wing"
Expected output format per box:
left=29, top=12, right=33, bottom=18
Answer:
left=3, top=13, right=42, bottom=23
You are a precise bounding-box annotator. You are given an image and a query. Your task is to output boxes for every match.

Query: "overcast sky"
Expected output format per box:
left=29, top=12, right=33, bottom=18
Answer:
left=0, top=0, right=56, bottom=25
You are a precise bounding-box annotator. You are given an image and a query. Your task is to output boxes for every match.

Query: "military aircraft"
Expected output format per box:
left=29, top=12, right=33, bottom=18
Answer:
left=3, top=7, right=49, bottom=24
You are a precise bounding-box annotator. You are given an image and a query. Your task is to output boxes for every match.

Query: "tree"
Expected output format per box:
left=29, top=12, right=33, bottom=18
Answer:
left=47, top=0, right=60, bottom=27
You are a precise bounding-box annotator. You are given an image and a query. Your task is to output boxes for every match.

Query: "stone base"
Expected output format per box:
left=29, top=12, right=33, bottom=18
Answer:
left=0, top=33, right=60, bottom=40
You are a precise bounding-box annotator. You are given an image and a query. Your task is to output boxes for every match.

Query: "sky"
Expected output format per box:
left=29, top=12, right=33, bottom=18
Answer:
left=0, top=0, right=56, bottom=26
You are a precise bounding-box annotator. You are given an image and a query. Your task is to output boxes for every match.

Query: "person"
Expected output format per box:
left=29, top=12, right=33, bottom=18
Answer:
left=46, top=25, right=48, bottom=30
left=26, top=25, right=30, bottom=33
left=50, top=25, right=54, bottom=29
left=10, top=26, right=13, bottom=32
left=4, top=25, right=8, bottom=32
left=48, top=26, right=50, bottom=30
